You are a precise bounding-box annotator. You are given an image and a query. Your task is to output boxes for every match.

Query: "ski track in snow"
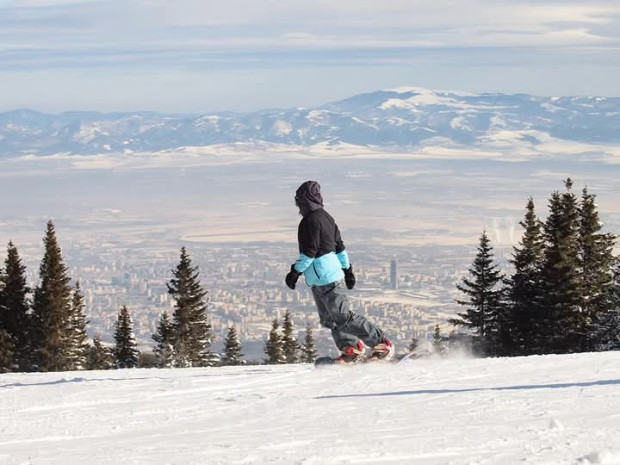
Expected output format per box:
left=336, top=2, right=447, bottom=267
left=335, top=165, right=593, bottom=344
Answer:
left=1, top=352, right=620, bottom=464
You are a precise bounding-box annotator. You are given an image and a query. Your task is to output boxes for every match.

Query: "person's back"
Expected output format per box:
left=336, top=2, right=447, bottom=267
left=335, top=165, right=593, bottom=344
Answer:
left=297, top=207, right=346, bottom=287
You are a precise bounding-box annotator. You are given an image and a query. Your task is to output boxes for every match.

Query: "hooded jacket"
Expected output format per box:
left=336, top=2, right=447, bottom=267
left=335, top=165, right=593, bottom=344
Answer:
left=293, top=181, right=350, bottom=286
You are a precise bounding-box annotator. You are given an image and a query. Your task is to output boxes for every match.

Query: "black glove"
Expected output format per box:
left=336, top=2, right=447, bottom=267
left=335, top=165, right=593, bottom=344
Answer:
left=343, top=265, right=356, bottom=290
left=285, top=264, right=302, bottom=290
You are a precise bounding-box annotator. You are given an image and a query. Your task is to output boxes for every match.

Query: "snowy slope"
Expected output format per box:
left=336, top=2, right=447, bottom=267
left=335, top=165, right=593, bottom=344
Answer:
left=1, top=352, right=620, bottom=464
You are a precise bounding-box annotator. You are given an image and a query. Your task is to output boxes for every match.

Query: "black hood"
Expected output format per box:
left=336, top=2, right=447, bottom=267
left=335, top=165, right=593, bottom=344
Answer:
left=295, top=180, right=324, bottom=216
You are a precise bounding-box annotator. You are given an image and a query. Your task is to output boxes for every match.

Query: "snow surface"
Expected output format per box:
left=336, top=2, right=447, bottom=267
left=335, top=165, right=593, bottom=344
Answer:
left=1, top=352, right=620, bottom=464
left=272, top=120, right=293, bottom=136
left=385, top=86, right=478, bottom=98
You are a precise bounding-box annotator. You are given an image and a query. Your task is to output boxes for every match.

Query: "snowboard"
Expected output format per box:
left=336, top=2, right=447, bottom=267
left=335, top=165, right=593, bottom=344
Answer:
left=314, top=352, right=415, bottom=367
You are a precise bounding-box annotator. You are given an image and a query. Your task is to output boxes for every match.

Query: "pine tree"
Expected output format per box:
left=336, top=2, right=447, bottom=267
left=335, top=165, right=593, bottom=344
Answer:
left=579, top=187, right=617, bottom=349
left=0, top=242, right=31, bottom=371
left=0, top=328, right=14, bottom=373
left=539, top=180, right=584, bottom=353
left=167, top=247, right=214, bottom=367
left=281, top=310, right=299, bottom=364
left=222, top=325, right=243, bottom=366
left=264, top=318, right=284, bottom=364
left=596, top=308, right=620, bottom=351
left=432, top=324, right=445, bottom=356
left=114, top=306, right=139, bottom=369
left=504, top=198, right=545, bottom=355
left=593, top=259, right=620, bottom=350
left=152, top=311, right=175, bottom=368
left=31, top=221, right=74, bottom=372
left=300, top=325, right=318, bottom=363
left=88, top=334, right=114, bottom=370
left=450, top=231, right=504, bottom=356
left=66, top=282, right=90, bottom=370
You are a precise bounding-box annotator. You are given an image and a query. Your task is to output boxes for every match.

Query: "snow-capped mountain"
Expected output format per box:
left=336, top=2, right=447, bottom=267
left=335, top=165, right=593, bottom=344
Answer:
left=1, top=87, right=619, bottom=156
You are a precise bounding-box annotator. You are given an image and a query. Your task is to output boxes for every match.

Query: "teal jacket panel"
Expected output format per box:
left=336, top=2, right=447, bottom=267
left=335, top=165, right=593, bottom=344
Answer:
left=295, top=251, right=347, bottom=287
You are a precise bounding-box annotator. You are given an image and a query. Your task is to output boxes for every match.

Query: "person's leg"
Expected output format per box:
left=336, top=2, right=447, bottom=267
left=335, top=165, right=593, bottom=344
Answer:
left=313, top=280, right=385, bottom=349
left=312, top=283, right=358, bottom=349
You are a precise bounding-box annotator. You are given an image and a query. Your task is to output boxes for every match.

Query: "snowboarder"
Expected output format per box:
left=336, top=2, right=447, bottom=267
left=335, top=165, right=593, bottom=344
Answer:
left=285, top=180, right=394, bottom=363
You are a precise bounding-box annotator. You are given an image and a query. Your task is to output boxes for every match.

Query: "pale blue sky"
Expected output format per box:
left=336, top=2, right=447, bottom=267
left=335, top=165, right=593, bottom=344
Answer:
left=1, top=0, right=619, bottom=113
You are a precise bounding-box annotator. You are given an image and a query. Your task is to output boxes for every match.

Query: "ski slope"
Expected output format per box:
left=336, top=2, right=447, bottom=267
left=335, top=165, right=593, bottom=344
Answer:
left=1, top=352, right=619, bottom=464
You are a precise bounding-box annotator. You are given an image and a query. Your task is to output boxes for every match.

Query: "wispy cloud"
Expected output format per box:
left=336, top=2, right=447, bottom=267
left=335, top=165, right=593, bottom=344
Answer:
left=1, top=0, right=619, bottom=111
left=8, top=0, right=97, bottom=6
left=2, top=1, right=618, bottom=62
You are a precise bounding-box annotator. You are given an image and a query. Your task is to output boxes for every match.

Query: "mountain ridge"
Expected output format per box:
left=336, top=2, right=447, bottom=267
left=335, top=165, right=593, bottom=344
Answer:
left=1, top=87, right=619, bottom=157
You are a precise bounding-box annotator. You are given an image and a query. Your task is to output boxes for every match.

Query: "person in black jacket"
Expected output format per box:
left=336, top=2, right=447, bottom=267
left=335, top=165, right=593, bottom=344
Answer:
left=285, top=180, right=394, bottom=362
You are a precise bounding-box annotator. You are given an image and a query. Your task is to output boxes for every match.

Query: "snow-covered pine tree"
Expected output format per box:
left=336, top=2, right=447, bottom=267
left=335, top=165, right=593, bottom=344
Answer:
left=281, top=309, right=299, bottom=364
left=539, top=180, right=584, bottom=353
left=579, top=187, right=617, bottom=349
left=450, top=231, right=504, bottom=356
left=88, top=334, right=114, bottom=370
left=504, top=198, right=545, bottom=356
left=66, top=282, right=90, bottom=370
left=0, top=241, right=31, bottom=371
left=31, top=221, right=74, bottom=372
left=114, top=306, right=139, bottom=368
left=222, top=325, right=243, bottom=366
left=0, top=328, right=14, bottom=373
left=152, top=311, right=175, bottom=368
left=300, top=325, right=317, bottom=363
left=264, top=318, right=284, bottom=364
left=167, top=247, right=214, bottom=367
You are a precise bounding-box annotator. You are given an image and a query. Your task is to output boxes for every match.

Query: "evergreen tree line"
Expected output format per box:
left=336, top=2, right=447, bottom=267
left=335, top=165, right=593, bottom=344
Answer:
left=0, top=221, right=143, bottom=373
left=452, top=180, right=619, bottom=357
left=149, top=251, right=318, bottom=367
left=263, top=310, right=318, bottom=365
left=0, top=222, right=320, bottom=373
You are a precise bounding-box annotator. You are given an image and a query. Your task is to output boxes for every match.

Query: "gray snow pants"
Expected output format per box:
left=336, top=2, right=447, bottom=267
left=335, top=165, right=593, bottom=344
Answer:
left=311, top=280, right=385, bottom=350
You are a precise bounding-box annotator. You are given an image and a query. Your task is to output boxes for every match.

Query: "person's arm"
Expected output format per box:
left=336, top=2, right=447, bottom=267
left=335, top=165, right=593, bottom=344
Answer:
left=335, top=223, right=355, bottom=289
left=295, top=218, right=319, bottom=273
left=335, top=224, right=350, bottom=269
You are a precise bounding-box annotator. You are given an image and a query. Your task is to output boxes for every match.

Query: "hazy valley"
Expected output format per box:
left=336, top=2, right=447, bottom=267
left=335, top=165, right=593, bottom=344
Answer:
left=1, top=88, right=619, bottom=359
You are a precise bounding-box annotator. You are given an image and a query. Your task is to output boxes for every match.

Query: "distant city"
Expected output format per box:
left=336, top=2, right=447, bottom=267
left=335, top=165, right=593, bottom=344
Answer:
left=15, top=235, right=514, bottom=360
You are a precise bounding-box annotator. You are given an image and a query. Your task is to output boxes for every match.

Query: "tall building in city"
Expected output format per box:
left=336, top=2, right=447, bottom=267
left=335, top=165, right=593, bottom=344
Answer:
left=390, top=259, right=398, bottom=290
